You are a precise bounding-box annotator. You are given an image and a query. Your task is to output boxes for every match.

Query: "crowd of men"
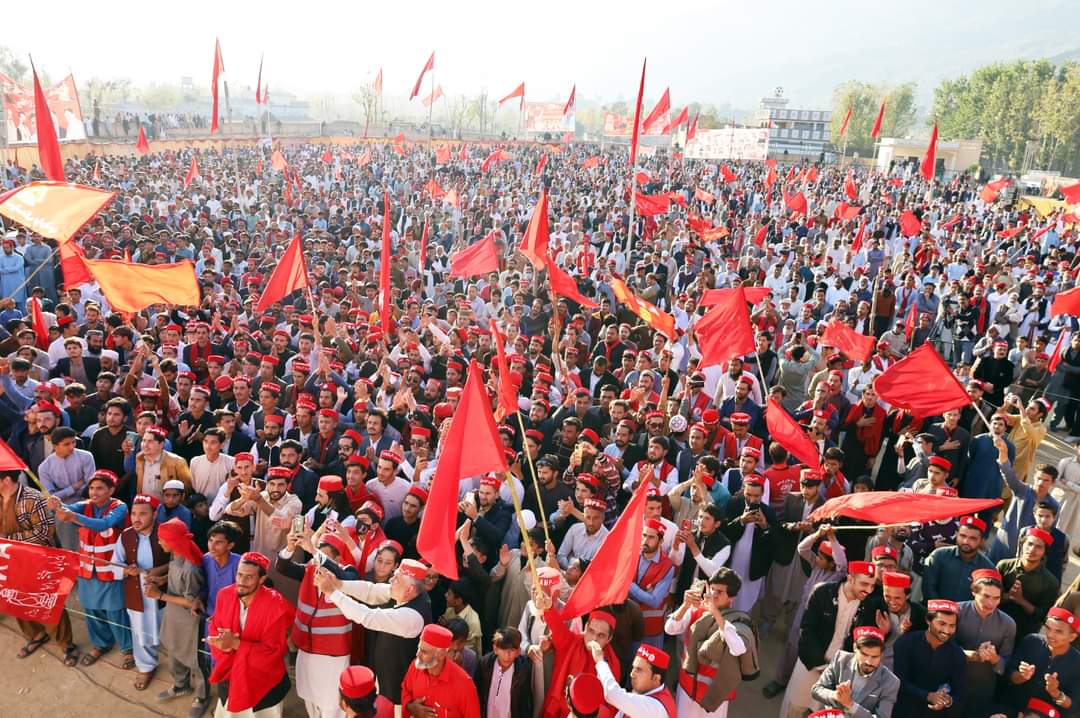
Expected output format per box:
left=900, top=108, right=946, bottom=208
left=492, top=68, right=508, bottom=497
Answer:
left=1, top=138, right=1079, bottom=718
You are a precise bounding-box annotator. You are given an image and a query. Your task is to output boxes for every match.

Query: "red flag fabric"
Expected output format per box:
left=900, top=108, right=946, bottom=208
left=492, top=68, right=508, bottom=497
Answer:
left=380, top=193, right=393, bottom=331
left=459, top=143, right=467, bottom=161
left=940, top=214, right=962, bottom=231
left=1059, top=181, right=1080, bottom=204
left=422, top=85, right=444, bottom=108
left=720, top=165, right=738, bottom=184
left=873, top=344, right=970, bottom=417
left=581, top=156, right=603, bottom=170
left=611, top=276, right=676, bottom=340
left=641, top=87, right=671, bottom=134
left=1051, top=286, right=1080, bottom=317
left=183, top=155, right=199, bottom=188
left=1048, top=330, right=1068, bottom=373
left=920, top=124, right=938, bottom=181
left=764, top=166, right=777, bottom=191
left=481, top=149, right=509, bottom=172
left=254, top=234, right=309, bottom=313
left=0, top=182, right=114, bottom=243
left=753, top=223, right=768, bottom=247
left=805, top=166, right=819, bottom=184
left=809, top=491, right=1001, bottom=525
left=0, top=539, right=80, bottom=625
left=986, top=178, right=1011, bottom=191
left=1029, top=224, right=1053, bottom=243
left=29, top=296, right=49, bottom=350
left=497, top=82, right=525, bottom=108
left=635, top=192, right=671, bottom=217
left=519, top=190, right=550, bottom=268
left=629, top=59, right=647, bottom=168
left=93, top=160, right=101, bottom=182
left=255, top=54, right=263, bottom=104
left=424, top=179, right=446, bottom=200
left=870, top=99, right=886, bottom=139
left=996, top=224, right=1026, bottom=239
left=85, top=259, right=201, bottom=312
left=844, top=171, right=858, bottom=201
left=373, top=68, right=383, bottom=96
left=833, top=202, right=861, bottom=221
left=765, top=398, right=821, bottom=469
left=661, top=106, right=689, bottom=135
left=450, top=231, right=500, bottom=279
left=211, top=39, right=225, bottom=134
left=270, top=150, right=288, bottom=172
left=838, top=106, right=853, bottom=138
left=416, top=360, right=507, bottom=579
left=693, top=287, right=756, bottom=369
left=410, top=52, right=434, bottom=100
left=899, top=210, right=922, bottom=237
left=821, top=319, right=874, bottom=363
left=699, top=287, right=773, bottom=306
left=546, top=259, right=598, bottom=309
left=443, top=188, right=460, bottom=209
left=535, top=152, right=548, bottom=177
left=135, top=126, right=150, bottom=155
left=784, top=191, right=808, bottom=215
left=561, top=476, right=652, bottom=619
left=563, top=85, right=576, bottom=116
left=980, top=186, right=1000, bottom=204
left=852, top=220, right=866, bottom=253
left=59, top=241, right=92, bottom=287
left=356, top=149, right=371, bottom=167
left=686, top=112, right=699, bottom=142
left=903, top=299, right=918, bottom=340
left=419, top=219, right=430, bottom=272
left=31, top=65, right=64, bottom=181
left=694, top=188, right=715, bottom=204
left=0, top=438, right=27, bottom=472
left=491, top=320, right=518, bottom=420
left=435, top=146, right=451, bottom=165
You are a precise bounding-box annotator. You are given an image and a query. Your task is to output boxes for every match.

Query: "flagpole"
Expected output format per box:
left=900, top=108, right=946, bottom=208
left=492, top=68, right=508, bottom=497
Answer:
left=3, top=246, right=59, bottom=302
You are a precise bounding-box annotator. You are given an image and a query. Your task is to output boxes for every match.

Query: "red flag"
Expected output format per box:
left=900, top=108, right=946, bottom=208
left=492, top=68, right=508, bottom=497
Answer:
left=356, top=149, right=371, bottom=167
left=0, top=539, right=80, bottom=625
left=416, top=360, right=507, bottom=579
left=764, top=166, right=777, bottom=191
left=899, top=210, right=922, bottom=237
left=629, top=59, right=647, bottom=168
left=1059, top=181, right=1080, bottom=204
left=870, top=99, right=886, bottom=139
left=903, top=299, right=918, bottom=340
left=844, top=171, right=858, bottom=201
left=753, top=223, right=768, bottom=247
left=60, top=241, right=92, bottom=287
left=497, top=82, right=525, bottom=109
left=374, top=67, right=383, bottom=96
left=29, top=296, right=49, bottom=350
left=821, top=319, right=875, bottom=363
left=546, top=258, right=598, bottom=309
left=31, top=63, right=64, bottom=181
left=833, top=202, right=861, bottom=221
left=563, top=84, right=576, bottom=116
left=806, top=166, right=819, bottom=184
left=443, top=188, right=460, bottom=209
left=694, top=188, right=714, bottom=204
left=661, top=106, right=689, bottom=135
left=980, top=186, right=1000, bottom=204
left=851, top=220, right=866, bottom=253
left=996, top=224, right=1026, bottom=239
left=491, top=319, right=518, bottom=420
left=85, top=259, right=201, bottom=312
left=135, top=126, right=150, bottom=154
left=183, top=155, right=199, bottom=188
left=459, top=143, right=467, bottom=161
left=255, top=54, right=263, bottom=104
left=410, top=52, right=434, bottom=100
left=784, top=191, right=808, bottom=215
left=693, top=286, right=756, bottom=369
left=93, top=160, right=101, bottom=182
left=686, top=112, right=699, bottom=142
left=0, top=182, right=114, bottom=243
left=809, top=491, right=1000, bottom=525
left=271, top=150, right=288, bottom=172
left=986, top=178, right=1011, bottom=191
left=419, top=219, right=430, bottom=272
left=561, top=477, right=652, bottom=618
left=211, top=39, right=225, bottom=134
left=0, top=438, right=27, bottom=472
left=581, top=156, right=603, bottom=170
left=1051, top=286, right=1080, bottom=317
left=940, top=214, right=962, bottom=231
left=254, top=234, right=309, bottom=313
left=519, top=189, right=550, bottom=268
left=450, top=231, right=500, bottom=279
left=641, top=87, right=670, bottom=134
left=535, top=152, right=548, bottom=176
left=838, top=106, right=853, bottom=138
left=873, top=344, right=970, bottom=417
left=481, top=148, right=509, bottom=172
left=283, top=179, right=294, bottom=207
left=765, top=398, right=821, bottom=469
left=422, top=85, right=444, bottom=108
left=700, top=287, right=773, bottom=307
left=320, top=150, right=333, bottom=163
left=720, top=165, right=738, bottom=184
left=610, top=276, right=676, bottom=340
left=424, top=178, right=446, bottom=200
left=920, top=123, right=938, bottom=181
left=435, top=146, right=451, bottom=164
left=380, top=192, right=394, bottom=332
left=635, top=192, right=672, bottom=217
left=1048, top=330, right=1068, bottom=373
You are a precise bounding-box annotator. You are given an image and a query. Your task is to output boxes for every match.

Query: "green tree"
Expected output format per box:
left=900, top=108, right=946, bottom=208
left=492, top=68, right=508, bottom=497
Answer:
left=0, top=46, right=29, bottom=83
left=829, top=81, right=917, bottom=155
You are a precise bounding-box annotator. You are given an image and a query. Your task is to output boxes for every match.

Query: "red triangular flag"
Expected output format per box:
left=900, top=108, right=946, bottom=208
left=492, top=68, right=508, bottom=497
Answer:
left=135, top=126, right=150, bottom=154
left=373, top=68, right=383, bottom=97
left=535, top=152, right=548, bottom=176
left=873, top=344, right=970, bottom=417
left=753, top=223, right=769, bottom=247
left=629, top=58, right=647, bottom=167
left=491, top=320, right=518, bottom=420
left=1048, top=330, right=1068, bottom=374
left=31, top=64, right=65, bottom=181
left=459, top=143, right=467, bottom=161
left=435, top=146, right=451, bottom=164
left=693, top=286, right=756, bottom=369
left=255, top=54, right=263, bottom=104
left=899, top=210, right=922, bottom=237
left=720, top=165, right=738, bottom=184
left=610, top=276, right=676, bottom=340
left=0, top=437, right=28, bottom=472
left=833, top=202, right=861, bottom=221
left=1059, top=181, right=1080, bottom=205
left=641, top=88, right=671, bottom=134
left=851, top=220, right=866, bottom=253
left=443, top=188, right=460, bottom=209
left=449, top=231, right=500, bottom=279
left=784, top=191, right=808, bottom=215
left=183, top=155, right=200, bottom=188
left=765, top=398, right=821, bottom=469
left=546, top=258, right=598, bottom=309
left=497, top=82, right=525, bottom=108
left=410, top=52, right=434, bottom=100
left=821, top=318, right=875, bottom=363
left=870, top=99, right=886, bottom=139
left=320, top=150, right=333, bottom=163
left=844, top=171, right=858, bottom=201
left=29, top=296, right=49, bottom=350
left=581, top=156, right=603, bottom=171
left=481, top=148, right=509, bottom=172
left=416, top=360, right=508, bottom=579
left=424, top=178, right=446, bottom=199
left=920, top=123, right=938, bottom=181
left=661, top=106, right=689, bottom=135
left=211, top=39, right=225, bottom=134
left=838, top=106, right=853, bottom=138
left=1050, top=286, right=1080, bottom=317
left=563, top=84, right=576, bottom=116
left=686, top=111, right=699, bottom=142
left=764, top=166, right=777, bottom=191
left=419, top=219, right=430, bottom=272
left=904, top=298, right=918, bottom=340
left=254, top=234, right=309, bottom=313
left=561, top=476, right=652, bottom=618
left=519, top=189, right=550, bottom=268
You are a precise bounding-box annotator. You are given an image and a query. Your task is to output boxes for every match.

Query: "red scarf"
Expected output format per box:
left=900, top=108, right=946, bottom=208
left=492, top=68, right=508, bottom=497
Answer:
left=845, top=402, right=886, bottom=457
left=208, top=585, right=295, bottom=712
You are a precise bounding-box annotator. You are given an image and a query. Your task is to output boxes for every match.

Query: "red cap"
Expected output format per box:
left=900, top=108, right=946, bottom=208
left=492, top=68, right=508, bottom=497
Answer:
left=927, top=599, right=959, bottom=614
left=588, top=610, right=616, bottom=629
left=971, top=568, right=1003, bottom=584
left=233, top=452, right=254, bottom=463
left=881, top=571, right=911, bottom=588
left=848, top=561, right=875, bottom=577
left=358, top=500, right=384, bottom=522
left=420, top=624, right=453, bottom=649
left=91, top=469, right=119, bottom=487
left=568, top=674, right=605, bottom=715
left=584, top=498, right=607, bottom=512
left=702, top=409, right=719, bottom=424
left=580, top=428, right=600, bottom=445
left=635, top=644, right=669, bottom=670
left=266, top=466, right=292, bottom=479
left=379, top=450, right=402, bottom=465
left=525, top=429, right=544, bottom=443
left=1047, top=607, right=1079, bottom=631
left=479, top=476, right=502, bottom=490
left=346, top=455, right=370, bottom=471
left=318, top=475, right=344, bottom=493
left=740, top=446, right=761, bottom=459
left=536, top=566, right=561, bottom=593
left=318, top=408, right=340, bottom=421
left=1026, top=698, right=1061, bottom=718
left=241, top=551, right=271, bottom=571
left=263, top=413, right=285, bottom=425
left=338, top=665, right=376, bottom=700
left=959, top=515, right=987, bottom=533
left=928, top=455, right=952, bottom=471
left=132, top=493, right=161, bottom=510
left=852, top=626, right=885, bottom=643
left=407, top=486, right=429, bottom=503
left=644, top=518, right=665, bottom=536
left=730, top=412, right=751, bottom=424
left=398, top=558, right=427, bottom=580
left=871, top=545, right=898, bottom=560
left=1025, top=526, right=1054, bottom=546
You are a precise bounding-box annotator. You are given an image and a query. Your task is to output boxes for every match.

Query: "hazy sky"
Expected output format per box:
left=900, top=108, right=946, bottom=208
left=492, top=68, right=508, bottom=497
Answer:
left=5, top=0, right=1076, bottom=112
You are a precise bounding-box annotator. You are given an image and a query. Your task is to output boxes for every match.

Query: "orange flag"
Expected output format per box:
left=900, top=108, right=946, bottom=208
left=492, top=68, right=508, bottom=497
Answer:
left=85, top=259, right=201, bottom=312
left=518, top=189, right=550, bottom=268
left=0, top=181, right=114, bottom=243
left=435, top=146, right=451, bottom=164
left=211, top=38, right=225, bottom=133
left=183, top=156, right=200, bottom=188
left=497, top=82, right=525, bottom=109
left=481, top=149, right=509, bottom=172
left=254, top=234, right=309, bottom=313
left=581, top=156, right=603, bottom=170
left=610, top=276, right=675, bottom=340
left=410, top=52, right=434, bottom=101
left=356, top=149, right=372, bottom=167
left=271, top=150, right=288, bottom=172
left=59, top=241, right=92, bottom=287
left=443, top=188, right=461, bottom=209
left=424, top=179, right=446, bottom=200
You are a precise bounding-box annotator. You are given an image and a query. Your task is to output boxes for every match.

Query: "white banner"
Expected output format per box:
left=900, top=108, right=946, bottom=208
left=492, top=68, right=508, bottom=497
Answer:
left=685, top=128, right=769, bottom=161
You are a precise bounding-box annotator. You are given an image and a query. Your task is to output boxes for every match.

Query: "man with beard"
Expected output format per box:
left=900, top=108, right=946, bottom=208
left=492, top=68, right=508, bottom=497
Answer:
left=279, top=439, right=319, bottom=513
left=225, top=466, right=302, bottom=560
left=114, top=494, right=168, bottom=692
left=673, top=503, right=732, bottom=599
left=972, top=340, right=1014, bottom=408
left=850, top=570, right=927, bottom=670
left=366, top=450, right=411, bottom=521
left=521, top=455, right=572, bottom=527
left=253, top=413, right=286, bottom=476
left=925, top=408, right=969, bottom=483
left=955, top=569, right=1015, bottom=716
left=460, top=476, right=512, bottom=552
left=400, top=624, right=481, bottom=718
left=721, top=476, right=776, bottom=613
left=922, top=515, right=996, bottom=603
left=892, top=600, right=967, bottom=717
left=811, top=627, right=900, bottom=717
left=383, top=486, right=427, bottom=560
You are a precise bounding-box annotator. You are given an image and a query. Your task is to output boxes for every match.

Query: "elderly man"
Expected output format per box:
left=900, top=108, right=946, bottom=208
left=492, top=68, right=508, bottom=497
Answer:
left=811, top=626, right=900, bottom=718
left=399, top=624, right=480, bottom=718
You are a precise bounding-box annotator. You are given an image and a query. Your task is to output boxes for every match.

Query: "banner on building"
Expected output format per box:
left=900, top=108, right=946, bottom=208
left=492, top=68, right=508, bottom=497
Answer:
left=603, top=112, right=669, bottom=137
left=523, top=102, right=574, bottom=133
left=684, top=128, right=770, bottom=161
left=1, top=73, right=86, bottom=143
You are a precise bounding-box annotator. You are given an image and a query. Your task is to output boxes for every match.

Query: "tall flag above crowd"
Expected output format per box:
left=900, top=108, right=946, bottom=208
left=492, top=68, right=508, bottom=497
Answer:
left=211, top=38, right=225, bottom=133
left=31, top=59, right=64, bottom=181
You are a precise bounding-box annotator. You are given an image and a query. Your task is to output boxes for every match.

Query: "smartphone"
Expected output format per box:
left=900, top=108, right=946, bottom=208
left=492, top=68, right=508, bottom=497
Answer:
left=126, top=431, right=138, bottom=444
left=291, top=515, right=305, bottom=535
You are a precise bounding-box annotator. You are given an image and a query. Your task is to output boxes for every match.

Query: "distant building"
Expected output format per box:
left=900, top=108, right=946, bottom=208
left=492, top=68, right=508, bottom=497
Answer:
left=875, top=137, right=982, bottom=179
left=755, top=88, right=831, bottom=159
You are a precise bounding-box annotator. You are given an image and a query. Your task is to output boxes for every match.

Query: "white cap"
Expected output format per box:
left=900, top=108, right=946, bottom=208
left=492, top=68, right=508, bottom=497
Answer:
left=162, top=479, right=185, bottom=492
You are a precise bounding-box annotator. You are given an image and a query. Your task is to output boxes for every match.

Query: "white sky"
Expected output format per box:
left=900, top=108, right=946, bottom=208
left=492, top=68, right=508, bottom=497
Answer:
left=5, top=0, right=1075, bottom=111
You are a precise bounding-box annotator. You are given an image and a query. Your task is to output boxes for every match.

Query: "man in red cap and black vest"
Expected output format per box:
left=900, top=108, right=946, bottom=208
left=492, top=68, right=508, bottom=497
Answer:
left=401, top=624, right=481, bottom=718
left=313, top=557, right=431, bottom=706
left=207, top=551, right=295, bottom=717
left=589, top=642, right=675, bottom=718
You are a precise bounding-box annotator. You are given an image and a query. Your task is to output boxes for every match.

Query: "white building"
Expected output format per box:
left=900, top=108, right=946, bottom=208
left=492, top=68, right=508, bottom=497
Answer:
left=754, top=88, right=831, bottom=159
left=875, top=137, right=983, bottom=179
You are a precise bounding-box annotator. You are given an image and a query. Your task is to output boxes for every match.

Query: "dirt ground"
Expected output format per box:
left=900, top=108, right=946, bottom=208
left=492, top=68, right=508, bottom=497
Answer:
left=1, top=438, right=1075, bottom=718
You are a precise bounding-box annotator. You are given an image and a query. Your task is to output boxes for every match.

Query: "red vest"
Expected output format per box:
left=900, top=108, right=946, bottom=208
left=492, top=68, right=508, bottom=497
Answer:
left=636, top=553, right=674, bottom=636
left=78, top=499, right=123, bottom=581
left=291, top=562, right=353, bottom=656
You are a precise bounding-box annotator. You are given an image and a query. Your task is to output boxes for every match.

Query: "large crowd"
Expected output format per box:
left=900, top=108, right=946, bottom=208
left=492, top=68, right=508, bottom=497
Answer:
left=0, top=140, right=1079, bottom=718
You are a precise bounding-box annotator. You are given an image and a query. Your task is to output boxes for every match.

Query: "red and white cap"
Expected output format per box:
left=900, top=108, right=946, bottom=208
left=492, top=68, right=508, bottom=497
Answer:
left=635, top=644, right=670, bottom=670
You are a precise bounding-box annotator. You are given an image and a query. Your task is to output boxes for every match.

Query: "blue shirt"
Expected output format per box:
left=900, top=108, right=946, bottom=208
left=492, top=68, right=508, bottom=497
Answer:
left=627, top=553, right=674, bottom=610
left=201, top=551, right=240, bottom=617
left=156, top=503, right=192, bottom=529
left=921, top=545, right=994, bottom=603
